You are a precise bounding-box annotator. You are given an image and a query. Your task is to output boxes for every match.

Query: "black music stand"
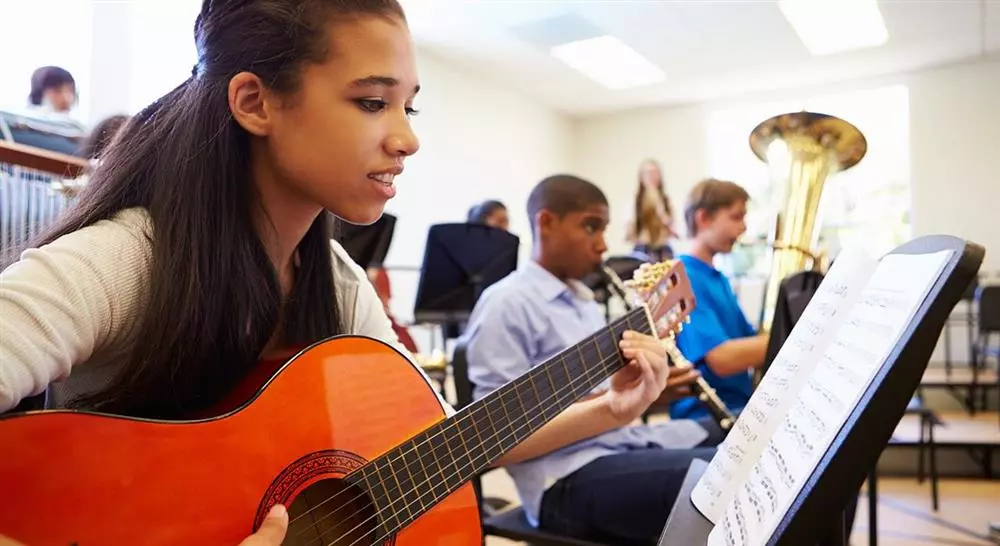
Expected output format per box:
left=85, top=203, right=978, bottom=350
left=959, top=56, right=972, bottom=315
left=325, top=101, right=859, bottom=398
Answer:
left=582, top=255, right=648, bottom=321
left=337, top=213, right=396, bottom=269
left=659, top=235, right=984, bottom=546
left=763, top=270, right=826, bottom=374
left=412, top=223, right=519, bottom=341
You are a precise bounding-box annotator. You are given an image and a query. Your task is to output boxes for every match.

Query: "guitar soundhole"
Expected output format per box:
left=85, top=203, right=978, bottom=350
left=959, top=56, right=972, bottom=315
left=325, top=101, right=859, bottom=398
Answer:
left=285, top=477, right=377, bottom=546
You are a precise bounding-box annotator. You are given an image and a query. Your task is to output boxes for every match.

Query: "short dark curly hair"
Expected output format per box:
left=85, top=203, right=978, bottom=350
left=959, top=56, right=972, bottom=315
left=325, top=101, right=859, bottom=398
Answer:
left=526, top=174, right=607, bottom=235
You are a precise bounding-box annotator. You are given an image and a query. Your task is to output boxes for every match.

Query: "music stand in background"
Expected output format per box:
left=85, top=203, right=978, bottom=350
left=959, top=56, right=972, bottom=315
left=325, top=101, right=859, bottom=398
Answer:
left=659, top=235, right=984, bottom=546
left=763, top=270, right=826, bottom=374
left=336, top=213, right=396, bottom=269
left=582, top=255, right=647, bottom=321
left=412, top=223, right=519, bottom=346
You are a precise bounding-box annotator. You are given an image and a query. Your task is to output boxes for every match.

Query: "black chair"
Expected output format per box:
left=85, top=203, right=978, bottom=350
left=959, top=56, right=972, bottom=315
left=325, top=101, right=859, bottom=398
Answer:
left=972, top=285, right=1000, bottom=422
left=941, top=277, right=979, bottom=375
left=451, top=343, right=608, bottom=546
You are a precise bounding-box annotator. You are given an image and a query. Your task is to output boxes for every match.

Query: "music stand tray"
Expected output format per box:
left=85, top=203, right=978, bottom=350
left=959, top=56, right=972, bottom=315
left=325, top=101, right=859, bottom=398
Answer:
left=412, top=223, right=519, bottom=328
left=659, top=459, right=714, bottom=545
left=659, top=235, right=984, bottom=546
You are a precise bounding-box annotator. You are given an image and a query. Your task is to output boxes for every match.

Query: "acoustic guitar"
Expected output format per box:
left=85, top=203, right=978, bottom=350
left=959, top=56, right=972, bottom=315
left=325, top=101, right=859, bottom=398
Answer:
left=0, top=261, right=695, bottom=545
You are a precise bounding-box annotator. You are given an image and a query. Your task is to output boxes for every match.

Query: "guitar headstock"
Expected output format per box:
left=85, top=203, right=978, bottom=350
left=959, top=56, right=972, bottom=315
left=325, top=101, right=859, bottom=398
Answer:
left=624, top=260, right=696, bottom=340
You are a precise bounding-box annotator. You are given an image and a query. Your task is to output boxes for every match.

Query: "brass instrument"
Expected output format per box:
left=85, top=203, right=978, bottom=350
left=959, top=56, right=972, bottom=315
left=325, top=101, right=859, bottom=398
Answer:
left=602, top=264, right=735, bottom=430
left=750, top=111, right=867, bottom=333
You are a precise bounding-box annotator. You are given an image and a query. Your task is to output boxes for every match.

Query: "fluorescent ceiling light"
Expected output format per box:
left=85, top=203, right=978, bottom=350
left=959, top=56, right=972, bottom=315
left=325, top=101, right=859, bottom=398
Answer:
left=779, top=0, right=889, bottom=55
left=550, top=35, right=666, bottom=90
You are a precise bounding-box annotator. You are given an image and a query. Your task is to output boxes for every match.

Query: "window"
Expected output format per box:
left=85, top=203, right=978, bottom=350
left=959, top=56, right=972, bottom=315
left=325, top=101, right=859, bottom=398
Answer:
left=706, top=85, right=912, bottom=277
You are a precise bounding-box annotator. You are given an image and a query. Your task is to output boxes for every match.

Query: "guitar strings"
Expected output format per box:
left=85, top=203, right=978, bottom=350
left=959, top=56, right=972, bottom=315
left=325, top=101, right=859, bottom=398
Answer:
left=312, top=310, right=666, bottom=546
left=290, top=341, right=632, bottom=541
left=332, top=345, right=645, bottom=546
left=283, top=307, right=648, bottom=536
left=321, top=348, right=626, bottom=546
left=284, top=273, right=678, bottom=533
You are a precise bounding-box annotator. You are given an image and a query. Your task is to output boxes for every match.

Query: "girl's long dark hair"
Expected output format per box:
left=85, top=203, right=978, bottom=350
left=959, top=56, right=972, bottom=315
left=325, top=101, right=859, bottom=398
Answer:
left=14, top=0, right=404, bottom=419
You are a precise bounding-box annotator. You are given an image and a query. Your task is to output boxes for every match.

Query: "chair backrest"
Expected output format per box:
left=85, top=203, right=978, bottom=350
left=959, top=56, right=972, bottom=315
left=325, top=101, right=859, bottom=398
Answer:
left=976, top=285, right=1000, bottom=333
left=451, top=341, right=475, bottom=411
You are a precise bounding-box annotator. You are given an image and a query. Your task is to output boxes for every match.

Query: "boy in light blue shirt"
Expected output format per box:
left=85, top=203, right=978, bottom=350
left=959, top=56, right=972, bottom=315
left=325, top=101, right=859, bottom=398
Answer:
left=463, top=174, right=722, bottom=545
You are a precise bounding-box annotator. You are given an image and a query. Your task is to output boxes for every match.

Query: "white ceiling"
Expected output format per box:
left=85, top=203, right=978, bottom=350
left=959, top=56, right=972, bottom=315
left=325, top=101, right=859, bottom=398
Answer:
left=400, top=0, right=1000, bottom=117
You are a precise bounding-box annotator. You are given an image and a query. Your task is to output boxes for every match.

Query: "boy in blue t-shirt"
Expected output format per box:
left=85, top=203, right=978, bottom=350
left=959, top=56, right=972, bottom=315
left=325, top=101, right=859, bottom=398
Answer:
left=670, top=178, right=769, bottom=420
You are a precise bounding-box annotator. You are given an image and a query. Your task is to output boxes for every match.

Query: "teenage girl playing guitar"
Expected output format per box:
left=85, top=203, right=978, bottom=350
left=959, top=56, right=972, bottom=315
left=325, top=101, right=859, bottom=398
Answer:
left=0, top=1, right=689, bottom=544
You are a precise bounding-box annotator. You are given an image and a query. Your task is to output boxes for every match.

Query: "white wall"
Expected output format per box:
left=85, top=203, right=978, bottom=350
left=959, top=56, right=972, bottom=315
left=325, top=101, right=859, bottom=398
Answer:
left=385, top=51, right=574, bottom=334
left=908, top=59, right=1000, bottom=268
left=10, top=0, right=575, bottom=353
left=574, top=56, right=1000, bottom=363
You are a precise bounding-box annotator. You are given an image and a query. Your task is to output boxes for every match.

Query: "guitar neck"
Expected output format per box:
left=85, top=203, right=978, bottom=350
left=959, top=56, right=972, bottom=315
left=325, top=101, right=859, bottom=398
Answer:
left=352, top=305, right=653, bottom=540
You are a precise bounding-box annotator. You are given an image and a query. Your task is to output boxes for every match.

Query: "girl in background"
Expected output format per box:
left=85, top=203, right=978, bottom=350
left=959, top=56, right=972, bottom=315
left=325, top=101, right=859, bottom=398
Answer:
left=627, top=158, right=676, bottom=261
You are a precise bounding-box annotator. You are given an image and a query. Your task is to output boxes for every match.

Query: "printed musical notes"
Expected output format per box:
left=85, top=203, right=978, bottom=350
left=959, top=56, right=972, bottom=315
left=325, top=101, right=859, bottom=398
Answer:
left=705, top=248, right=953, bottom=546
left=691, top=248, right=878, bottom=524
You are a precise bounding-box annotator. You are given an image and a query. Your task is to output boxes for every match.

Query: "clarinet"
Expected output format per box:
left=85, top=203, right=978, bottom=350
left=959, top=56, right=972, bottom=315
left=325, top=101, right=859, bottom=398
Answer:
left=602, top=264, right=736, bottom=431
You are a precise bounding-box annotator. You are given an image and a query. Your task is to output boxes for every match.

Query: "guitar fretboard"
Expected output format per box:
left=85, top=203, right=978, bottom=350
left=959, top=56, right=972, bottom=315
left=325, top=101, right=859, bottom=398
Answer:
left=353, top=305, right=653, bottom=540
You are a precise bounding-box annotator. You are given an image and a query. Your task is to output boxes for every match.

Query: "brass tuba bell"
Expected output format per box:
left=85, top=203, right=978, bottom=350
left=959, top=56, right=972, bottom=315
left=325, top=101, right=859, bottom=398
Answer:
left=750, top=111, right=867, bottom=332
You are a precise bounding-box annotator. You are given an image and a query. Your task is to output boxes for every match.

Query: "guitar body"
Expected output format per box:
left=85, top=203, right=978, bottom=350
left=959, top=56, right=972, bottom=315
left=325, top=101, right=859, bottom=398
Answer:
left=0, top=337, right=481, bottom=545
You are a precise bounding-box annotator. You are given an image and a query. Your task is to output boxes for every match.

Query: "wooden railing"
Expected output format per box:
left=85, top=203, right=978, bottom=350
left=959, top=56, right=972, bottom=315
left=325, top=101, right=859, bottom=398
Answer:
left=0, top=141, right=88, bottom=254
left=0, top=141, right=88, bottom=178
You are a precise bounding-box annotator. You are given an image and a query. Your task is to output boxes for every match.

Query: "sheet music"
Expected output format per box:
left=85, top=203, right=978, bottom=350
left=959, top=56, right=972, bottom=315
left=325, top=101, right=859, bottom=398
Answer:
left=708, top=249, right=953, bottom=546
left=690, top=248, right=877, bottom=523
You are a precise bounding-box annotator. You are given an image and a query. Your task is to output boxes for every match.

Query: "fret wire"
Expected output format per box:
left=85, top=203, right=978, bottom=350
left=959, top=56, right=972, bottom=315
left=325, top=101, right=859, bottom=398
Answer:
left=496, top=385, right=518, bottom=454
left=569, top=342, right=591, bottom=401
left=410, top=434, right=434, bottom=507
left=439, top=423, right=464, bottom=491
left=543, top=363, right=560, bottom=398
left=425, top=432, right=449, bottom=490
left=594, top=324, right=614, bottom=378
left=418, top=436, right=448, bottom=501
left=357, top=466, right=391, bottom=535
left=474, top=408, right=503, bottom=462
left=603, top=331, right=624, bottom=375
left=375, top=459, right=404, bottom=528
left=525, top=367, right=547, bottom=422
left=480, top=398, right=505, bottom=460
left=533, top=364, right=556, bottom=409
left=559, top=355, right=574, bottom=395
left=567, top=344, right=584, bottom=392
left=505, top=383, right=533, bottom=452
left=529, top=362, right=553, bottom=399
left=455, top=419, right=480, bottom=480
left=467, top=407, right=488, bottom=470
left=396, top=449, right=424, bottom=514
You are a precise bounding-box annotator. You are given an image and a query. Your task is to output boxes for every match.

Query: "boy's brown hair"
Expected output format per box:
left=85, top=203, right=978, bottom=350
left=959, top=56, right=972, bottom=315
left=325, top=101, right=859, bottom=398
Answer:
left=684, top=178, right=750, bottom=236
